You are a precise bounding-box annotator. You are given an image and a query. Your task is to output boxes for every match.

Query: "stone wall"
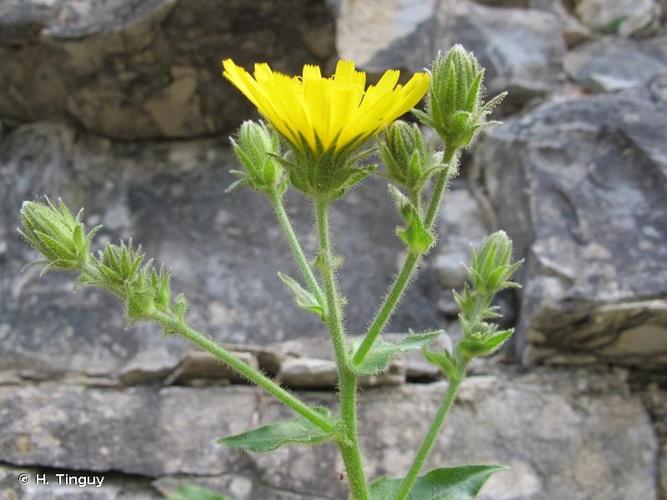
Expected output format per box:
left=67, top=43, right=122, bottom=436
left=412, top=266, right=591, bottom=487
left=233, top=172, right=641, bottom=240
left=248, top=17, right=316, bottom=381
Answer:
left=1, top=0, right=666, bottom=499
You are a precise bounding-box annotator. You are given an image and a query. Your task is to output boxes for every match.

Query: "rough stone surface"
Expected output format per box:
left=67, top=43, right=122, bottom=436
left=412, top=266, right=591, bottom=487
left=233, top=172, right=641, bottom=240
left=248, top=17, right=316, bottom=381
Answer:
left=529, top=0, right=592, bottom=47
left=0, top=465, right=160, bottom=499
left=0, top=0, right=336, bottom=139
left=0, top=369, right=657, bottom=499
left=433, top=186, right=490, bottom=288
left=0, top=120, right=442, bottom=380
left=574, top=0, right=663, bottom=37
left=278, top=357, right=404, bottom=389
left=164, top=351, right=258, bottom=386
left=475, top=79, right=667, bottom=369
left=565, top=36, right=667, bottom=92
left=661, top=442, right=667, bottom=500
left=337, top=0, right=566, bottom=108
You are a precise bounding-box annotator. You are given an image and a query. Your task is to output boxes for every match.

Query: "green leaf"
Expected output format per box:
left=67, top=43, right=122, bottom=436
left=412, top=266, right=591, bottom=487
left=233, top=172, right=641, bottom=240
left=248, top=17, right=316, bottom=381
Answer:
left=168, top=484, right=226, bottom=500
left=422, top=349, right=461, bottom=381
left=397, top=213, right=434, bottom=255
left=352, top=330, right=441, bottom=376
left=369, top=465, right=506, bottom=500
left=277, top=272, right=325, bottom=319
left=217, top=407, right=335, bottom=453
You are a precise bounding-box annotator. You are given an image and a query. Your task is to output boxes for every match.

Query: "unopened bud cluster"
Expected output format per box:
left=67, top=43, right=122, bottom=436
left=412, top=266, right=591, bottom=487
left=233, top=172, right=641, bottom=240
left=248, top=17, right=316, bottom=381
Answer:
left=20, top=198, right=186, bottom=325
left=380, top=121, right=444, bottom=197
left=229, top=121, right=287, bottom=195
left=414, top=44, right=505, bottom=154
left=19, top=199, right=99, bottom=272
left=425, top=231, right=522, bottom=379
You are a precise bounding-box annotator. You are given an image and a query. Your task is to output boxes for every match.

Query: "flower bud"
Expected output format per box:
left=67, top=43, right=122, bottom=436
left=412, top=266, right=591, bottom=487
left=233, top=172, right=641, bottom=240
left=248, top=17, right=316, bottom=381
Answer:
left=458, top=321, right=513, bottom=359
left=469, top=231, right=522, bottom=295
left=19, top=198, right=98, bottom=272
left=380, top=121, right=440, bottom=193
left=229, top=120, right=286, bottom=194
left=414, top=45, right=505, bottom=152
left=95, top=240, right=145, bottom=287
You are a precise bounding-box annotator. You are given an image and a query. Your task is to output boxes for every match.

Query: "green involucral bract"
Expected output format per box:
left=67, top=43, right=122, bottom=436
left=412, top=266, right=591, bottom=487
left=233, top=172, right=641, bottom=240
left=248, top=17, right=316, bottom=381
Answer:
left=18, top=45, right=518, bottom=500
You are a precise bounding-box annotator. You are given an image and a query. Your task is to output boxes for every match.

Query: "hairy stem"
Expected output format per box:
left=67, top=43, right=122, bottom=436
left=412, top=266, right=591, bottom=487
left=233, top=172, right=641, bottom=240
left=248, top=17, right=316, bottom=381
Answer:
left=314, top=200, right=369, bottom=500
left=352, top=148, right=459, bottom=366
left=151, top=309, right=335, bottom=433
left=270, top=191, right=324, bottom=306
left=394, top=373, right=466, bottom=500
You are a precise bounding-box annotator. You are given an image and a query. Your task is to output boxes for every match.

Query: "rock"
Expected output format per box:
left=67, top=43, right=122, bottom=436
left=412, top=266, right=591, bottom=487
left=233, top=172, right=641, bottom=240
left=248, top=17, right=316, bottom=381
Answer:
left=164, top=351, right=258, bottom=386
left=119, top=347, right=181, bottom=386
left=0, top=120, right=441, bottom=380
left=433, top=253, right=469, bottom=290
left=278, top=355, right=404, bottom=389
left=431, top=185, right=492, bottom=316
left=251, top=368, right=657, bottom=499
left=0, top=369, right=657, bottom=498
left=565, top=36, right=667, bottom=92
left=336, top=0, right=566, bottom=109
left=0, top=465, right=160, bottom=499
left=221, top=343, right=285, bottom=376
left=278, top=358, right=338, bottom=388
left=474, top=78, right=667, bottom=369
left=432, top=186, right=490, bottom=290
left=0, top=385, right=258, bottom=477
left=0, top=0, right=336, bottom=139
left=153, top=474, right=318, bottom=500
left=661, top=443, right=667, bottom=500
left=573, top=0, right=662, bottom=37
left=472, top=0, right=529, bottom=6
left=529, top=0, right=593, bottom=47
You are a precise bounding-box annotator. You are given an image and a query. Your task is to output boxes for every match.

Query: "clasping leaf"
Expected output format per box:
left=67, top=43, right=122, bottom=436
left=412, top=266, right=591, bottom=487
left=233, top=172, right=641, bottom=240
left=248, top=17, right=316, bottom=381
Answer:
left=217, top=407, right=335, bottom=453
left=369, top=465, right=506, bottom=500
left=278, top=272, right=325, bottom=320
left=351, top=330, right=442, bottom=376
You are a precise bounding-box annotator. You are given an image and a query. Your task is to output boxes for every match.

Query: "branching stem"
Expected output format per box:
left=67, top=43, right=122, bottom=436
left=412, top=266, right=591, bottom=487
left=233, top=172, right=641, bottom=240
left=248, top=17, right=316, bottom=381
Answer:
left=394, top=372, right=466, bottom=500
left=352, top=148, right=459, bottom=366
left=150, top=309, right=335, bottom=433
left=270, top=191, right=325, bottom=307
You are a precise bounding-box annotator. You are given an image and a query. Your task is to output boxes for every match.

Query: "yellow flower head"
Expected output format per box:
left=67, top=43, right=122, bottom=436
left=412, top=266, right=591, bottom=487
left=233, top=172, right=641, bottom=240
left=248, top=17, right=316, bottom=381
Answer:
left=222, top=59, right=430, bottom=156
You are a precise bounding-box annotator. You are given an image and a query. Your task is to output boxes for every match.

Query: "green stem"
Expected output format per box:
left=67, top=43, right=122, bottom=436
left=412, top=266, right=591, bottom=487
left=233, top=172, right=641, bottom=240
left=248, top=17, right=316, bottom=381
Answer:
left=151, top=309, right=335, bottom=434
left=352, top=149, right=459, bottom=366
left=394, top=374, right=465, bottom=500
left=314, top=200, right=369, bottom=500
left=270, top=191, right=325, bottom=307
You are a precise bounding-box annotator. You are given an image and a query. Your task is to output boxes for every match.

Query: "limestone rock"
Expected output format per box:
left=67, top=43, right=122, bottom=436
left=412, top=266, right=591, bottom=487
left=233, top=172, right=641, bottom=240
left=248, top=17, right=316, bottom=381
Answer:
left=474, top=79, right=667, bottom=369
left=164, top=351, right=258, bottom=386
left=529, top=0, right=593, bottom=47
left=0, top=369, right=656, bottom=498
left=432, top=185, right=490, bottom=291
left=277, top=358, right=338, bottom=388
left=565, top=36, right=667, bottom=92
left=337, top=0, right=566, bottom=109
left=251, top=369, right=657, bottom=499
left=0, top=120, right=440, bottom=381
left=573, top=0, right=663, bottom=37
left=0, top=465, right=159, bottom=499
left=661, top=443, right=667, bottom=500
left=0, top=0, right=336, bottom=139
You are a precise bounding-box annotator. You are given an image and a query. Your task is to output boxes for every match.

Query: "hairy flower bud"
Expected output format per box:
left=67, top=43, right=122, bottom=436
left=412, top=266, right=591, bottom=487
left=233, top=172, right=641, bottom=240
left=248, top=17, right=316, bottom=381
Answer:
left=19, top=198, right=98, bottom=272
left=95, top=240, right=145, bottom=287
left=380, top=121, right=444, bottom=195
left=469, top=230, right=522, bottom=295
left=229, top=120, right=286, bottom=195
left=414, top=45, right=505, bottom=152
